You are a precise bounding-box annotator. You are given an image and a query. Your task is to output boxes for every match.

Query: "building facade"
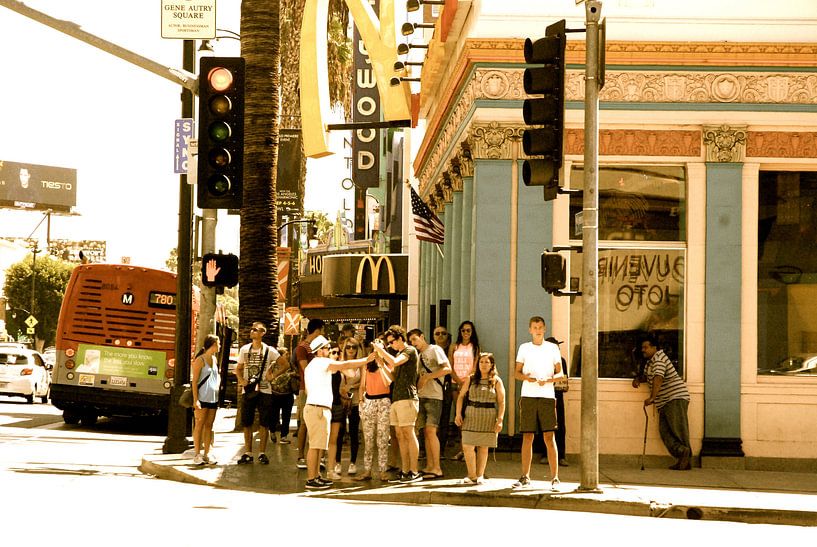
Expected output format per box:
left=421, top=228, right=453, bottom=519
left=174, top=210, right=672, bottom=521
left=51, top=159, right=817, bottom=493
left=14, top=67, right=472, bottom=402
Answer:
left=407, top=0, right=817, bottom=468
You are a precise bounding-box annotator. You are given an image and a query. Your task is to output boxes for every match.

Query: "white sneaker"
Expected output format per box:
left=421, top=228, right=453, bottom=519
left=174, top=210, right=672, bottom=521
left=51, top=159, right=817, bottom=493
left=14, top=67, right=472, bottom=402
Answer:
left=476, top=476, right=485, bottom=485
left=182, top=448, right=196, bottom=458
left=334, top=463, right=341, bottom=474
left=458, top=477, right=475, bottom=485
left=192, top=454, right=204, bottom=466
left=327, top=471, right=342, bottom=481
left=348, top=463, right=357, bottom=475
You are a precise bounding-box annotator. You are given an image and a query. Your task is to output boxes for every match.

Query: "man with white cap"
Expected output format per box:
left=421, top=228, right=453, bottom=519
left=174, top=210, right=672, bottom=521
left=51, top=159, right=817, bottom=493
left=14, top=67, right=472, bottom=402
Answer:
left=303, top=335, right=373, bottom=490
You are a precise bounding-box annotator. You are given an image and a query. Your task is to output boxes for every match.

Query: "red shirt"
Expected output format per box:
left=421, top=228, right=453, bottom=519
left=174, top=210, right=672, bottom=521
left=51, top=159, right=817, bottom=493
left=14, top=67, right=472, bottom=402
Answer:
left=295, top=340, right=313, bottom=387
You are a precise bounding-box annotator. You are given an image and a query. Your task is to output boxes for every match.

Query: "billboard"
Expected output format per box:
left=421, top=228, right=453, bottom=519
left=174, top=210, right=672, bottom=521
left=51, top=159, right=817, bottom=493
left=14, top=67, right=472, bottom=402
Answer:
left=0, top=160, right=77, bottom=212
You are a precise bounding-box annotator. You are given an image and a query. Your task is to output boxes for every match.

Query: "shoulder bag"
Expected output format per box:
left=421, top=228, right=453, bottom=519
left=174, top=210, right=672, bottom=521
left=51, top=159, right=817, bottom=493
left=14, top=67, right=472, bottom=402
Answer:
left=178, top=357, right=211, bottom=408
left=243, top=347, right=269, bottom=401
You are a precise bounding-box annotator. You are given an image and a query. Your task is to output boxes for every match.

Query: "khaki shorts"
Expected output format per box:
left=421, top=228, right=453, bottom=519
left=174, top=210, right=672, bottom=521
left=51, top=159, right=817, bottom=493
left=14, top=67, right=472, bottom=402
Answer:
left=390, top=398, right=419, bottom=427
left=304, top=404, right=330, bottom=450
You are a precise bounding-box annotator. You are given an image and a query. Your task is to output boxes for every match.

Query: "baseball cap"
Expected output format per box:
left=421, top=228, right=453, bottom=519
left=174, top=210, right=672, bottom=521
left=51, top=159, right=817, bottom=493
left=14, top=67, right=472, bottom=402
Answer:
left=546, top=336, right=563, bottom=345
left=309, top=335, right=330, bottom=352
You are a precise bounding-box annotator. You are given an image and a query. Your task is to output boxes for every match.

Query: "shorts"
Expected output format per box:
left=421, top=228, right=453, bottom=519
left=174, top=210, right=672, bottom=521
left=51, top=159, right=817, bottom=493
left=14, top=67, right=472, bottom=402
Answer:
left=199, top=401, right=218, bottom=410
left=519, top=397, right=557, bottom=433
left=390, top=398, right=419, bottom=427
left=241, top=392, right=273, bottom=428
left=416, top=397, right=443, bottom=428
left=304, top=404, right=331, bottom=450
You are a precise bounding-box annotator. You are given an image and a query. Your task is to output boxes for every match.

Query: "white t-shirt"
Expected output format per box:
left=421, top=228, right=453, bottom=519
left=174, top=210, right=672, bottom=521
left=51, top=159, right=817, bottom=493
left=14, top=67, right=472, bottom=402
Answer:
left=304, top=356, right=333, bottom=408
left=417, top=344, right=450, bottom=400
left=516, top=340, right=562, bottom=399
left=238, top=343, right=280, bottom=394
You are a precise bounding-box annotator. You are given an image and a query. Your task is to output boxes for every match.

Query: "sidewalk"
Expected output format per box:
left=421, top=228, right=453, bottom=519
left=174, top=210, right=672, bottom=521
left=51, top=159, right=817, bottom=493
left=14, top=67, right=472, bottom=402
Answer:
left=139, top=409, right=817, bottom=526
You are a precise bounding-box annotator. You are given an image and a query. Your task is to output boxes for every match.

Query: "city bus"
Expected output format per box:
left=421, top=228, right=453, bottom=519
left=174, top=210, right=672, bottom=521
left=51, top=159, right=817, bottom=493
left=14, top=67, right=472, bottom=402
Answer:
left=51, top=264, right=198, bottom=425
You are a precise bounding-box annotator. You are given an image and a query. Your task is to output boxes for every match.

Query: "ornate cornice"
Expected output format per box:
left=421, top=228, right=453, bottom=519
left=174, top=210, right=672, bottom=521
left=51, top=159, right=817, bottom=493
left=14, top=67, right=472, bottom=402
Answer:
left=703, top=125, right=748, bottom=162
left=565, top=129, right=702, bottom=157
left=415, top=65, right=817, bottom=187
left=746, top=131, right=817, bottom=158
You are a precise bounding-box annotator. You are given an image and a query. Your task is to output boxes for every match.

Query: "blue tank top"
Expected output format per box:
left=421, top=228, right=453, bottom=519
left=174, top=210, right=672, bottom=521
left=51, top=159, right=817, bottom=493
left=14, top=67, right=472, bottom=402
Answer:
left=197, top=356, right=220, bottom=404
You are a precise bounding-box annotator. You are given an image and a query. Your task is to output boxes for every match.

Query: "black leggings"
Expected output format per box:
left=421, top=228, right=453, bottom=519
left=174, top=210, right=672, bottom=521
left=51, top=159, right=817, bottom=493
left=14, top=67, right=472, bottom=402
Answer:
left=336, top=405, right=360, bottom=463
left=270, top=393, right=294, bottom=437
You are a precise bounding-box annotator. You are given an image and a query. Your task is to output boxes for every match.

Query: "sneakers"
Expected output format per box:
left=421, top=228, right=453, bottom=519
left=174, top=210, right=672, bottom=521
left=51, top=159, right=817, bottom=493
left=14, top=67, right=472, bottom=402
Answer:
left=202, top=454, right=216, bottom=465
left=512, top=476, right=531, bottom=489
left=476, top=476, right=485, bottom=485
left=316, top=476, right=333, bottom=487
left=550, top=478, right=560, bottom=491
left=305, top=478, right=330, bottom=490
left=327, top=471, right=341, bottom=481
left=558, top=459, right=569, bottom=467
left=388, top=471, right=405, bottom=483
left=400, top=471, right=423, bottom=484
left=192, top=453, right=204, bottom=466
left=258, top=453, right=269, bottom=465
left=334, top=463, right=341, bottom=474
left=353, top=470, right=372, bottom=481
left=279, top=436, right=291, bottom=445
left=348, top=463, right=357, bottom=475
left=296, top=458, right=307, bottom=469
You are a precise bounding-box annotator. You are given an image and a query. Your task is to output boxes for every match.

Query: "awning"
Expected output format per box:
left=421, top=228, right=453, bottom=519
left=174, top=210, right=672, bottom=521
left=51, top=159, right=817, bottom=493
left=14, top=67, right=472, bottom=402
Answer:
left=321, top=254, right=408, bottom=299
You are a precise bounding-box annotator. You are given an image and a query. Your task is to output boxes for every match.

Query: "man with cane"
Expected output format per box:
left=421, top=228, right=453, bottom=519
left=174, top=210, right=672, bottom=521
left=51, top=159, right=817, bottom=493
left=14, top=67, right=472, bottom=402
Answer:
left=632, top=334, right=691, bottom=470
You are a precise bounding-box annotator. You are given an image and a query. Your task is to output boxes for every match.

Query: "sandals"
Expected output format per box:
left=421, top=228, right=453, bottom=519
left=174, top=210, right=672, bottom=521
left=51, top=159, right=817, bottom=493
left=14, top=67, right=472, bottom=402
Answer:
left=237, top=453, right=253, bottom=465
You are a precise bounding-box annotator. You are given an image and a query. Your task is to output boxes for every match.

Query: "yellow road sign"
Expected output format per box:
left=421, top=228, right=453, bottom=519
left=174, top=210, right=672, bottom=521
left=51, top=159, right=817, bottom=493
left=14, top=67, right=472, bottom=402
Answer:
left=25, top=315, right=38, bottom=328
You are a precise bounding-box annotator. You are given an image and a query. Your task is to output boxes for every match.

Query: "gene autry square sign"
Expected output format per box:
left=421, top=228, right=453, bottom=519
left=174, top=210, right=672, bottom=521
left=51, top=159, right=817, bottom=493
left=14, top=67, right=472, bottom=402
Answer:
left=161, top=0, right=216, bottom=39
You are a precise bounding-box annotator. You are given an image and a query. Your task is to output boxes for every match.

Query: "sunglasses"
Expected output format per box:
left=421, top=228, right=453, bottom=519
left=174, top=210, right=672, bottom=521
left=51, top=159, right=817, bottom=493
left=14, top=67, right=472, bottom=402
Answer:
left=434, top=331, right=447, bottom=336
left=329, top=349, right=339, bottom=354
left=385, top=338, right=396, bottom=345
left=460, top=328, right=472, bottom=333
left=250, top=327, right=266, bottom=333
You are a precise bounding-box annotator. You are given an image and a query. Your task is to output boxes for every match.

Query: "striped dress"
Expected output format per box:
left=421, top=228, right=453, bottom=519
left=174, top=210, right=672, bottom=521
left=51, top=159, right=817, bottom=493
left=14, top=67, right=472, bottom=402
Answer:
left=645, top=349, right=689, bottom=410
left=461, top=378, right=499, bottom=448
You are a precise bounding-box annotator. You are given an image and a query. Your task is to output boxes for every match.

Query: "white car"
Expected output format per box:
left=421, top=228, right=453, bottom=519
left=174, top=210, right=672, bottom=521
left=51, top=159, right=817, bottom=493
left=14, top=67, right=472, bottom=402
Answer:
left=0, top=347, right=51, bottom=404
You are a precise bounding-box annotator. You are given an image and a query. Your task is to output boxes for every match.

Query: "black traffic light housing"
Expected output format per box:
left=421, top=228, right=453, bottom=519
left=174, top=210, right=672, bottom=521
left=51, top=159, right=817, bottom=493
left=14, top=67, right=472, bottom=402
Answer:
left=541, top=252, right=566, bottom=294
left=197, top=57, right=245, bottom=209
left=202, top=252, right=239, bottom=288
left=522, top=20, right=567, bottom=201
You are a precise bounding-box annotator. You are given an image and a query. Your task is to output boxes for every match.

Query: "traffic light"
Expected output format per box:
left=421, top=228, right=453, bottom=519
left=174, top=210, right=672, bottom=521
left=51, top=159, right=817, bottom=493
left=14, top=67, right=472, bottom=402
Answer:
left=201, top=253, right=239, bottom=288
left=197, top=57, right=245, bottom=209
left=541, top=252, right=566, bottom=295
left=522, top=20, right=567, bottom=201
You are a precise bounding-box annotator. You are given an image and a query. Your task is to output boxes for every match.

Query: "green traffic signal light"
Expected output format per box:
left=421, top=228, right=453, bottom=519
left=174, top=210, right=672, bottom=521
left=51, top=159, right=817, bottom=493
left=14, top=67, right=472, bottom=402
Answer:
left=207, top=174, right=231, bottom=197
left=208, top=121, right=231, bottom=142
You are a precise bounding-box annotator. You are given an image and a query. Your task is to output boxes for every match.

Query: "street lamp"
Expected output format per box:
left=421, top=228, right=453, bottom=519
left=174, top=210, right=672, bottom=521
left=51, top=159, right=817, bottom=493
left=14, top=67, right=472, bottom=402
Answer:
left=406, top=0, right=446, bottom=11
left=401, top=22, right=435, bottom=36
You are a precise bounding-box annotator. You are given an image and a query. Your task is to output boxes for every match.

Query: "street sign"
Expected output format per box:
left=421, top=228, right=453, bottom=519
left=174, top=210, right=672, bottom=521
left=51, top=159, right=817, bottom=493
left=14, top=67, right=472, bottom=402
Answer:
left=26, top=327, right=35, bottom=335
left=174, top=118, right=194, bottom=174
left=24, top=315, right=38, bottom=328
left=161, top=0, right=217, bottom=40
left=284, top=307, right=301, bottom=336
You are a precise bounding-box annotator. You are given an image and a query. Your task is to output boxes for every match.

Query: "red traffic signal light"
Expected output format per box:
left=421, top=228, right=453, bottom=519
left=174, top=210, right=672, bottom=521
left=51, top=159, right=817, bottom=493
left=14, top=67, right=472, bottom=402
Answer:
left=197, top=57, right=245, bottom=209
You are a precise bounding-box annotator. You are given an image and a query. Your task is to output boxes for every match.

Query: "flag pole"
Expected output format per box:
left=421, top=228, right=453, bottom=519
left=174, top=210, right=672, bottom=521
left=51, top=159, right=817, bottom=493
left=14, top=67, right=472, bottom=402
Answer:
left=434, top=243, right=444, bottom=259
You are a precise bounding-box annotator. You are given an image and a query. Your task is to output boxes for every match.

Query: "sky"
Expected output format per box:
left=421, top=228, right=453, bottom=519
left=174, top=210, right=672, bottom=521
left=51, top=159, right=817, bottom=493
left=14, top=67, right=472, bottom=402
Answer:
left=0, top=0, right=352, bottom=270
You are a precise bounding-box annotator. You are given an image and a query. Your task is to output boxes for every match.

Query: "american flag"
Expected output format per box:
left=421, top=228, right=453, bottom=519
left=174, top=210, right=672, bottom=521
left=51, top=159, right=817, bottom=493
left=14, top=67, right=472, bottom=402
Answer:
left=410, top=185, right=445, bottom=244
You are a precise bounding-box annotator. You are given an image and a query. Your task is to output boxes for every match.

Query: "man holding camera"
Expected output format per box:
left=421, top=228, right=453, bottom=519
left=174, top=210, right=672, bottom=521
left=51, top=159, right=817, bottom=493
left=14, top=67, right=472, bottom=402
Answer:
left=236, top=321, right=289, bottom=465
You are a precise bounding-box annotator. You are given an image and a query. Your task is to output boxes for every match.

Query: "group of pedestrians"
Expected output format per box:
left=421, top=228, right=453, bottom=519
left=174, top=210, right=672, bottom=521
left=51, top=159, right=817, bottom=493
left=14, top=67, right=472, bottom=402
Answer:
left=186, top=314, right=692, bottom=490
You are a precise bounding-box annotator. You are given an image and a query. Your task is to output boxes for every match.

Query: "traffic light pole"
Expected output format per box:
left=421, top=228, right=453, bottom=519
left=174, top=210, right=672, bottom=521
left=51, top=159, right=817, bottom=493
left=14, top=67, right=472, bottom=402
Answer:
left=164, top=39, right=196, bottom=454
left=579, top=0, right=602, bottom=492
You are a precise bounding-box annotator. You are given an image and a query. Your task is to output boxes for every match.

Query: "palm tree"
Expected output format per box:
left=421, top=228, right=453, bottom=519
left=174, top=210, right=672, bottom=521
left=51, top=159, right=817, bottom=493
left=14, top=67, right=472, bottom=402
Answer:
left=239, top=0, right=281, bottom=344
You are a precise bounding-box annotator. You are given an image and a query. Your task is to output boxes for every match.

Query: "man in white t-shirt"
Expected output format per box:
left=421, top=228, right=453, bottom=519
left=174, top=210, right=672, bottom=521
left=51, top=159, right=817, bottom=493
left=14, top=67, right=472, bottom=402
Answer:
left=513, top=316, right=563, bottom=490
left=303, top=335, right=372, bottom=490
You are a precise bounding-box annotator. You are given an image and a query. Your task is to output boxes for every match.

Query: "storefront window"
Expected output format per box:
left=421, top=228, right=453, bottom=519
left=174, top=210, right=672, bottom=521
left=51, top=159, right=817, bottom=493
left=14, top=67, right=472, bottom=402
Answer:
left=569, top=166, right=686, bottom=242
left=757, top=171, right=817, bottom=377
left=567, top=165, right=687, bottom=379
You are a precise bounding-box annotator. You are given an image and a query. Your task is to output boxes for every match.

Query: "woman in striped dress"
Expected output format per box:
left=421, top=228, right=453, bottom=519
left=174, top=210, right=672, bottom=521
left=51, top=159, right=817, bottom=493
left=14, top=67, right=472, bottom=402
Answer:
left=454, top=352, right=505, bottom=484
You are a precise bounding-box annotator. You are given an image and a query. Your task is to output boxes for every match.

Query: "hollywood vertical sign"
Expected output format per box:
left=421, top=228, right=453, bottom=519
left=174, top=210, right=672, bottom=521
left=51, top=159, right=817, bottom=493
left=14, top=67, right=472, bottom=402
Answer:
left=300, top=0, right=412, bottom=159
left=352, top=0, right=380, bottom=189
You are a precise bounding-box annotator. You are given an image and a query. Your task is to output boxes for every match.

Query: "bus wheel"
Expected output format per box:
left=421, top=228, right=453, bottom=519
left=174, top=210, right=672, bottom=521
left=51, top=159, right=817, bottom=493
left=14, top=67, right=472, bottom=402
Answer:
left=80, top=414, right=98, bottom=426
left=63, top=409, right=80, bottom=425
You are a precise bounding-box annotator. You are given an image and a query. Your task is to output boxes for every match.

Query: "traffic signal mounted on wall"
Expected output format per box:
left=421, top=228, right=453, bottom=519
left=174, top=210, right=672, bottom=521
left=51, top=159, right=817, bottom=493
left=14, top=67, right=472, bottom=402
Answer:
left=522, top=20, right=567, bottom=201
left=197, top=57, right=245, bottom=209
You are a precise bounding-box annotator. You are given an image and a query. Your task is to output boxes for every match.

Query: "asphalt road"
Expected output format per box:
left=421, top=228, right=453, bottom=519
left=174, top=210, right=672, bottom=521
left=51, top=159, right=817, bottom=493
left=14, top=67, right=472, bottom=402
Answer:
left=0, top=400, right=813, bottom=545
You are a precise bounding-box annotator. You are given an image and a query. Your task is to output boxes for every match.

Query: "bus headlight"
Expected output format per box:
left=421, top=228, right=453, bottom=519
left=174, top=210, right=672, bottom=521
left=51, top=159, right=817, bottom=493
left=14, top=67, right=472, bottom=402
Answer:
left=65, top=348, right=75, bottom=358
left=66, top=372, right=75, bottom=381
left=64, top=359, right=75, bottom=370
left=163, top=381, right=172, bottom=390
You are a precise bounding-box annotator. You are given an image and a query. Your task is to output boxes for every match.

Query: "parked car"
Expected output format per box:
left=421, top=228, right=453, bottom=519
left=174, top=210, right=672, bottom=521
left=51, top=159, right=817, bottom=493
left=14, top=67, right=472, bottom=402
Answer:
left=42, top=347, right=56, bottom=370
left=0, top=347, right=51, bottom=403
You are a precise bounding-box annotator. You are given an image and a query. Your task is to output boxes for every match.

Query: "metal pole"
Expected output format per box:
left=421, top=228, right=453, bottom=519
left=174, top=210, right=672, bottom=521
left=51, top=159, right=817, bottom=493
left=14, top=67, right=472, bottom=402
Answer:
left=196, top=209, right=217, bottom=349
left=164, top=39, right=196, bottom=454
left=579, top=0, right=602, bottom=492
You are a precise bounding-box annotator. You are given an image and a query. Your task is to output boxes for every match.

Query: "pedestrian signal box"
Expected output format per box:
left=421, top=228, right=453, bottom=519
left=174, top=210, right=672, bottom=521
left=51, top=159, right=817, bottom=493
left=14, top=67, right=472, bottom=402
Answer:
left=202, top=253, right=239, bottom=288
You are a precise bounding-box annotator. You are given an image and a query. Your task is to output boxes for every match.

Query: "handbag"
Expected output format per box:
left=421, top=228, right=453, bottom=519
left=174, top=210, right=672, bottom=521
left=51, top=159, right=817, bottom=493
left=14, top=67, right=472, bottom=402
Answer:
left=178, top=363, right=211, bottom=408
left=270, top=369, right=296, bottom=395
